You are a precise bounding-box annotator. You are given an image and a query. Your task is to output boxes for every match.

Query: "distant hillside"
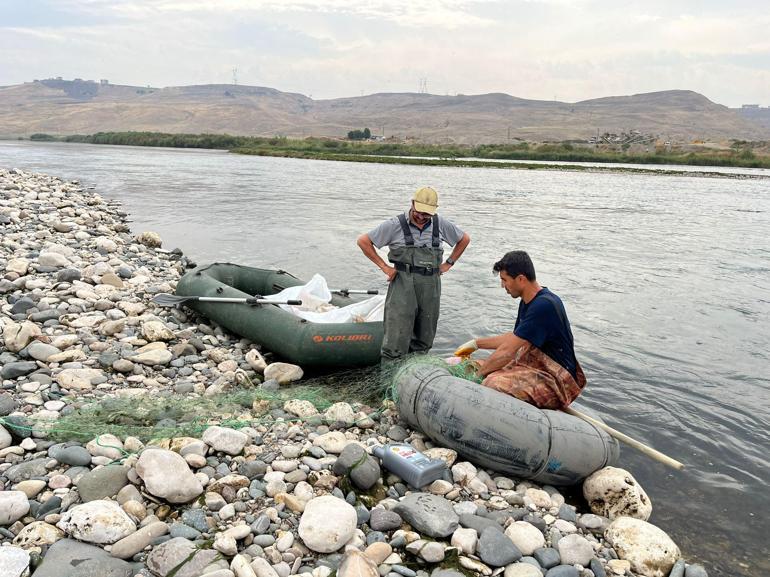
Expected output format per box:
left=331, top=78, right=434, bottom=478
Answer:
left=0, top=78, right=766, bottom=143
left=733, top=106, right=770, bottom=133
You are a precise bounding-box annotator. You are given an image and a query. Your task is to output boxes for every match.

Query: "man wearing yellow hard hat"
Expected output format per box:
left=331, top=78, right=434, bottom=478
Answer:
left=357, top=186, right=471, bottom=362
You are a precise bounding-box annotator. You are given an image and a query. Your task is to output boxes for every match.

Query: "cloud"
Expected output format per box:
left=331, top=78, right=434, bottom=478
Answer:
left=1, top=0, right=768, bottom=106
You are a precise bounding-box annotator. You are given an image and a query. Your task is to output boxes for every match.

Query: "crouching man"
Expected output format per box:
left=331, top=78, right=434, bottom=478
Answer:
left=454, top=250, right=586, bottom=409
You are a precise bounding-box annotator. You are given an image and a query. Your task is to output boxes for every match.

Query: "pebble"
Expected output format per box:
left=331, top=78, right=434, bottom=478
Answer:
left=504, top=564, right=542, bottom=577
left=298, top=495, right=358, bottom=552
left=392, top=493, right=459, bottom=538
left=478, top=526, right=523, bottom=566
left=505, top=521, right=546, bottom=556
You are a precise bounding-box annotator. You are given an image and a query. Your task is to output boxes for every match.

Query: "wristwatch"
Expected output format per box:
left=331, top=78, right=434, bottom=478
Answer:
left=446, top=257, right=456, bottom=266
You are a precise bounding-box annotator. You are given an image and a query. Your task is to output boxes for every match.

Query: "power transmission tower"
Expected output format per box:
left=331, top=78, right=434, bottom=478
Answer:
left=232, top=68, right=238, bottom=85
left=418, top=78, right=428, bottom=94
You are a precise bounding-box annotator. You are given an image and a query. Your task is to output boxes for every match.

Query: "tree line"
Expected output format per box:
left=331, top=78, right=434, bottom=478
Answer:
left=25, top=132, right=770, bottom=169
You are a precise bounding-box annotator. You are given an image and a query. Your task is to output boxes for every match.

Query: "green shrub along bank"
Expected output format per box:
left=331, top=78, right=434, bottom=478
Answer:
left=27, top=131, right=770, bottom=169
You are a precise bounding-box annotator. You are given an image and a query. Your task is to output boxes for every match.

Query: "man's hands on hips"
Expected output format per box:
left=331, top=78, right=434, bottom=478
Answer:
left=439, top=262, right=452, bottom=275
left=381, top=265, right=397, bottom=282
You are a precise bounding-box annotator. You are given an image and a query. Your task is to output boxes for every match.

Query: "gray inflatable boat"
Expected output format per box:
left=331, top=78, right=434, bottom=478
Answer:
left=393, top=363, right=620, bottom=485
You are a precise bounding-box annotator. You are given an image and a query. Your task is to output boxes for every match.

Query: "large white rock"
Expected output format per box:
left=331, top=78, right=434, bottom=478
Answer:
left=583, top=466, right=652, bottom=520
left=604, top=517, right=680, bottom=577
left=337, top=550, right=379, bottom=577
left=557, top=533, right=594, bottom=566
left=43, top=242, right=75, bottom=257
left=324, top=402, right=356, bottom=426
left=3, top=321, right=42, bottom=352
left=525, top=487, right=553, bottom=509
left=0, top=546, right=30, bottom=577
left=284, top=399, right=319, bottom=418
left=141, top=320, right=175, bottom=342
left=147, top=537, right=218, bottom=577
left=95, top=237, right=118, bottom=252
left=298, top=495, right=358, bottom=553
left=6, top=258, right=30, bottom=276
left=451, top=527, right=478, bottom=555
left=12, top=521, right=64, bottom=548
left=264, top=362, right=303, bottom=384
left=136, top=231, right=162, bottom=247
left=202, top=426, right=249, bottom=455
left=131, top=346, right=173, bottom=366
left=38, top=251, right=70, bottom=267
left=86, top=433, right=125, bottom=459
left=135, top=449, right=204, bottom=503
left=55, top=368, right=103, bottom=391
left=312, top=431, right=349, bottom=454
left=0, top=491, right=30, bottom=526
left=57, top=500, right=136, bottom=544
left=504, top=521, right=545, bottom=556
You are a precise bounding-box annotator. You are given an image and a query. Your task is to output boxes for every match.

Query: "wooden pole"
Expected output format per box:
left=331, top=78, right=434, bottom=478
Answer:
left=564, top=407, right=685, bottom=470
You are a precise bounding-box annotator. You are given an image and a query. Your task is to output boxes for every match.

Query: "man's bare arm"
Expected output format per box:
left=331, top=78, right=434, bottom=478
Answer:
left=478, top=333, right=528, bottom=377
left=448, top=232, right=471, bottom=262
left=357, top=234, right=397, bottom=281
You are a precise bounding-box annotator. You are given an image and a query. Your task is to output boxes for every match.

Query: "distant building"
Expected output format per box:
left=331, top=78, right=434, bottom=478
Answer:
left=100, top=79, right=109, bottom=85
left=741, top=104, right=760, bottom=109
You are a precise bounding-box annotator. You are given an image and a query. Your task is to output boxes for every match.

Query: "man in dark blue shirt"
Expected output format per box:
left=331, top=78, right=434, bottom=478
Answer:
left=454, top=250, right=585, bottom=409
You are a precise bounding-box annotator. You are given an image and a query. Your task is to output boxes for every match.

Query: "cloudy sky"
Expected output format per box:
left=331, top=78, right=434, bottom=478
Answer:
left=2, top=0, right=769, bottom=106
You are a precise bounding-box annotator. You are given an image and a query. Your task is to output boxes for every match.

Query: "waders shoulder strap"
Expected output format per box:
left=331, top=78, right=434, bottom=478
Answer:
left=397, top=213, right=415, bottom=246
left=431, top=214, right=440, bottom=248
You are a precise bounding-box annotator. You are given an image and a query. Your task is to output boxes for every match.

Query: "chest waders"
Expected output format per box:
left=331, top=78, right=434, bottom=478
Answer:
left=381, top=214, right=443, bottom=362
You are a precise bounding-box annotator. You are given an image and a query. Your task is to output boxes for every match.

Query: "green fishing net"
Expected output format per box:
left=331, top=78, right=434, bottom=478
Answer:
left=11, top=355, right=481, bottom=443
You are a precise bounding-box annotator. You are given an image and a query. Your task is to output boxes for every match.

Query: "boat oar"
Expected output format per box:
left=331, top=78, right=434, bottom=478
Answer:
left=563, top=406, right=685, bottom=470
left=331, top=289, right=379, bottom=296
left=152, top=293, right=302, bottom=307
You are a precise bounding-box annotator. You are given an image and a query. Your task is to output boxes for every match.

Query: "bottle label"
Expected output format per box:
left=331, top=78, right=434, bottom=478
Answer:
left=390, top=445, right=430, bottom=466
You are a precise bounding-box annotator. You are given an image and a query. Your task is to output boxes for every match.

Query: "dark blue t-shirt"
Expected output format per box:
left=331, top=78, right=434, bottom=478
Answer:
left=513, top=288, right=578, bottom=379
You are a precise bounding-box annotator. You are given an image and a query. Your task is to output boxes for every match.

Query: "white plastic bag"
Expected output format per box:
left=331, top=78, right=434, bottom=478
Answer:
left=264, top=274, right=385, bottom=323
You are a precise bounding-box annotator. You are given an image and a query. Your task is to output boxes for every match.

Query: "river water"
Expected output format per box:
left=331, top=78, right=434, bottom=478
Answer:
left=1, top=141, right=768, bottom=577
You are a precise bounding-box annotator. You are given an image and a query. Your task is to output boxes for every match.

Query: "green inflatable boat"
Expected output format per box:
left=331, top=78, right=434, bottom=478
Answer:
left=175, top=263, right=384, bottom=368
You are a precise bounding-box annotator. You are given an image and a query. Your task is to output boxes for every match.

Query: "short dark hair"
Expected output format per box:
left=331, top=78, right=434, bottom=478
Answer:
left=493, top=251, right=536, bottom=281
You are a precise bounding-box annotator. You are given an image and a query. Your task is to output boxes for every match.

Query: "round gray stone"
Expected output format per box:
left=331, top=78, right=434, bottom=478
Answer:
left=369, top=508, right=403, bottom=532
left=478, top=526, right=523, bottom=566
left=533, top=548, right=560, bottom=569
left=544, top=566, right=579, bottom=577
left=1, top=361, right=38, bottom=379
left=76, top=466, right=129, bottom=502
left=393, top=493, right=459, bottom=538
left=50, top=445, right=93, bottom=466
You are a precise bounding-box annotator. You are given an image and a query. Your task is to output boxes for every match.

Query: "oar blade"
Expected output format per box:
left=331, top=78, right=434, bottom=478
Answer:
left=152, top=293, right=197, bottom=307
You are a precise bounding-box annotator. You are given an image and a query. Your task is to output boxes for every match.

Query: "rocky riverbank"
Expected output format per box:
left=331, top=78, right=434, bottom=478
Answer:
left=1, top=168, right=707, bottom=577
